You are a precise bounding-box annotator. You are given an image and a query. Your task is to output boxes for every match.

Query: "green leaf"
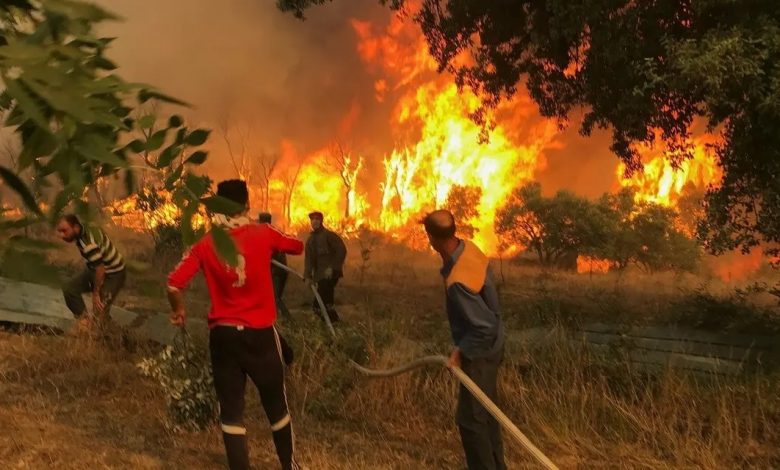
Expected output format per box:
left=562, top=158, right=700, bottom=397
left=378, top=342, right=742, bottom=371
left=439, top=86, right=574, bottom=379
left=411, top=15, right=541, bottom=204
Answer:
left=174, top=128, right=187, bottom=145
left=3, top=79, right=48, bottom=129
left=186, top=151, right=208, bottom=165
left=146, top=129, right=167, bottom=151
left=165, top=165, right=184, bottom=189
left=91, top=57, right=117, bottom=70
left=168, top=115, right=184, bottom=128
left=186, top=129, right=210, bottom=146
left=48, top=188, right=76, bottom=224
left=17, top=127, right=58, bottom=170
left=201, top=195, right=244, bottom=215
left=43, top=0, right=119, bottom=22
left=180, top=202, right=197, bottom=246
left=211, top=225, right=239, bottom=267
left=156, top=144, right=182, bottom=169
left=124, top=139, right=145, bottom=153
left=139, top=89, right=189, bottom=106
left=0, top=42, right=48, bottom=61
left=74, top=135, right=129, bottom=168
left=112, top=106, right=132, bottom=118
left=184, top=173, right=210, bottom=198
left=67, top=155, right=85, bottom=189
left=0, top=165, right=42, bottom=216
left=139, top=114, right=156, bottom=129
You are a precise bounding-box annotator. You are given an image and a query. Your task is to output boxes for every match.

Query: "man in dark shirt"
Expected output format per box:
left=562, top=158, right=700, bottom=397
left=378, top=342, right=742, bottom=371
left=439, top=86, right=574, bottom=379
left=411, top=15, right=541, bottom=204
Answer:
left=422, top=209, right=506, bottom=470
left=304, top=211, right=347, bottom=323
left=258, top=212, right=290, bottom=318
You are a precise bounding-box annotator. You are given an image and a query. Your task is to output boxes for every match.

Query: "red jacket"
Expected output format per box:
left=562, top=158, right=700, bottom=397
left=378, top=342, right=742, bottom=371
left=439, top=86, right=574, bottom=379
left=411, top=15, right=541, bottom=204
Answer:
left=168, top=223, right=304, bottom=328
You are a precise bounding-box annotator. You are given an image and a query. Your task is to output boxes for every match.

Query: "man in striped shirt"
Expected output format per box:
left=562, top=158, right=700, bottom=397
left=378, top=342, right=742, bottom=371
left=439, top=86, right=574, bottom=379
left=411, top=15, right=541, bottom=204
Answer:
left=57, top=214, right=126, bottom=330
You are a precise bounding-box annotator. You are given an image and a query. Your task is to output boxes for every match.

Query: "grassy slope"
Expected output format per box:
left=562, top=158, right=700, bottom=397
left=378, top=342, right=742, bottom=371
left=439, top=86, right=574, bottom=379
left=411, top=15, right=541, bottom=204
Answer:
left=1, top=227, right=779, bottom=468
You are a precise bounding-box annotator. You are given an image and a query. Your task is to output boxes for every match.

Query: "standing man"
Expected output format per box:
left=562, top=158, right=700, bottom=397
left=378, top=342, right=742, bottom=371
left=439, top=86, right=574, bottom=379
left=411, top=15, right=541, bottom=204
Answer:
left=56, top=214, right=126, bottom=332
left=167, top=180, right=303, bottom=470
left=304, top=211, right=347, bottom=323
left=258, top=212, right=290, bottom=318
left=422, top=209, right=506, bottom=470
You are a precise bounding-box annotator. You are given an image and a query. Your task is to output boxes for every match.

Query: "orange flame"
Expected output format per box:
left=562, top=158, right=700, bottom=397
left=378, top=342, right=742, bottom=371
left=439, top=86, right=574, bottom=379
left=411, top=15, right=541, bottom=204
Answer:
left=576, top=256, right=612, bottom=274
left=238, top=9, right=559, bottom=253
left=617, top=134, right=722, bottom=207
left=110, top=190, right=206, bottom=231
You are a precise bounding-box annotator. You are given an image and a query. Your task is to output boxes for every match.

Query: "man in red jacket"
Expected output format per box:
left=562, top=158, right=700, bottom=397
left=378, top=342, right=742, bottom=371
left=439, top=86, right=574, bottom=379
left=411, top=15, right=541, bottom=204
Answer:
left=167, top=180, right=303, bottom=470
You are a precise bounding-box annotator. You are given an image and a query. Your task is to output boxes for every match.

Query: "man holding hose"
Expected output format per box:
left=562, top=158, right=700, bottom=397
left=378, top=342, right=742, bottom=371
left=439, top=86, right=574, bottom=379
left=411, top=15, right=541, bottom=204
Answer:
left=422, top=209, right=506, bottom=470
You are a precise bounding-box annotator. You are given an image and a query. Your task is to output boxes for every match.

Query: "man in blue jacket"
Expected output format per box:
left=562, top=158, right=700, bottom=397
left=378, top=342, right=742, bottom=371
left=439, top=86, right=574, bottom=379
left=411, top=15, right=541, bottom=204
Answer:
left=422, top=209, right=506, bottom=470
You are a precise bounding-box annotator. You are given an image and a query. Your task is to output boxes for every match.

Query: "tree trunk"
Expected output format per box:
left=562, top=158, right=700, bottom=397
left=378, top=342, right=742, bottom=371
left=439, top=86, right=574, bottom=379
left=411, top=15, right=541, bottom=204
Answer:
left=344, top=187, right=351, bottom=220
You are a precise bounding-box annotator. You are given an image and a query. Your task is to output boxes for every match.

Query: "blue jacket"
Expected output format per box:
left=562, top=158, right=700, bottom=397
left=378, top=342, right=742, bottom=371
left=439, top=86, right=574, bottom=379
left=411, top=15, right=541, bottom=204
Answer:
left=440, top=240, right=504, bottom=359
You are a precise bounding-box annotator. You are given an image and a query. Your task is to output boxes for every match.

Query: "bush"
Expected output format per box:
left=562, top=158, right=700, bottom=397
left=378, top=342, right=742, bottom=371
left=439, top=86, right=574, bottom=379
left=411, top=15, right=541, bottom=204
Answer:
left=137, top=336, right=217, bottom=431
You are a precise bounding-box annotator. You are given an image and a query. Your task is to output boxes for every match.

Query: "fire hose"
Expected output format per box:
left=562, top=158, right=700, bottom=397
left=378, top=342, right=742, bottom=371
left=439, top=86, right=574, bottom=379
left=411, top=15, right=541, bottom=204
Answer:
left=272, top=260, right=559, bottom=470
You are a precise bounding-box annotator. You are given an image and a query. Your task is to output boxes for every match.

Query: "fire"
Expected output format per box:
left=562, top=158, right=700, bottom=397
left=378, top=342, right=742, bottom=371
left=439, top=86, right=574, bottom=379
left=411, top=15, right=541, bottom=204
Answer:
left=378, top=82, right=555, bottom=251
left=577, top=256, right=612, bottom=274
left=617, top=135, right=722, bottom=207
left=237, top=8, right=558, bottom=253
left=111, top=190, right=205, bottom=231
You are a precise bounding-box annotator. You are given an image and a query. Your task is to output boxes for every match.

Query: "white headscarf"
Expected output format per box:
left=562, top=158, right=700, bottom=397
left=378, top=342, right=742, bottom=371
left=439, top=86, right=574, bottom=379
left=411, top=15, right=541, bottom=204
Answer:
left=212, top=214, right=252, bottom=229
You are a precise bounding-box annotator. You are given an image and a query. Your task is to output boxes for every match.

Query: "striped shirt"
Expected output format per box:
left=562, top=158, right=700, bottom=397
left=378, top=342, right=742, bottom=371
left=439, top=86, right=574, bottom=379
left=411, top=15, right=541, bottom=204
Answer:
left=77, top=226, right=125, bottom=274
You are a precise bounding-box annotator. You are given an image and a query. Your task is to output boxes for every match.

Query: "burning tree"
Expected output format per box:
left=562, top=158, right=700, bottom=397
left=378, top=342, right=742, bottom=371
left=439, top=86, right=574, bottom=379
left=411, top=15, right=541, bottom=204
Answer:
left=327, top=141, right=363, bottom=221
left=256, top=150, right=280, bottom=213
left=281, top=162, right=303, bottom=227
left=218, top=116, right=253, bottom=182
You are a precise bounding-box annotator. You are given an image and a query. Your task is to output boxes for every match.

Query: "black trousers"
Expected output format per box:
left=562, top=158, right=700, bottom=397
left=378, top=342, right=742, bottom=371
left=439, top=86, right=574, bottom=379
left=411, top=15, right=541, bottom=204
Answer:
left=311, top=277, right=339, bottom=322
left=272, top=271, right=290, bottom=317
left=62, top=268, right=126, bottom=318
left=456, top=348, right=506, bottom=470
left=210, top=325, right=299, bottom=470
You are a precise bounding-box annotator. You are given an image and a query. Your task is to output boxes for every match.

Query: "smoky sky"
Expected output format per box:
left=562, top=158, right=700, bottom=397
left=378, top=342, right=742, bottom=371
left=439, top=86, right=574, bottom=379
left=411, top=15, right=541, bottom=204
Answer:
left=99, top=0, right=617, bottom=197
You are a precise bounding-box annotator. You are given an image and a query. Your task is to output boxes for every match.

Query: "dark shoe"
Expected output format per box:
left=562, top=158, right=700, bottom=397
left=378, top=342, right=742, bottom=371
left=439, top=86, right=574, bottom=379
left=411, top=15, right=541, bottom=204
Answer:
left=326, top=309, right=340, bottom=324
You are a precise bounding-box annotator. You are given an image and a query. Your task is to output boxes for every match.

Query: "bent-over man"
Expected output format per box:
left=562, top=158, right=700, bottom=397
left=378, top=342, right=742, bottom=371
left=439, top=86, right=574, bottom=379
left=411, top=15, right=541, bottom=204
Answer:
left=56, top=214, right=126, bottom=332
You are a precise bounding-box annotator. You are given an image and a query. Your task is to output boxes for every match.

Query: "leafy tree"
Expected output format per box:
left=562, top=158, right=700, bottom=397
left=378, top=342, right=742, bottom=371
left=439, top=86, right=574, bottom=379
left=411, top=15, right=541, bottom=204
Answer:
left=443, top=184, right=481, bottom=239
left=280, top=0, right=780, bottom=261
left=631, top=204, right=700, bottom=273
left=0, top=0, right=240, bottom=264
left=597, top=189, right=700, bottom=272
left=495, top=182, right=607, bottom=267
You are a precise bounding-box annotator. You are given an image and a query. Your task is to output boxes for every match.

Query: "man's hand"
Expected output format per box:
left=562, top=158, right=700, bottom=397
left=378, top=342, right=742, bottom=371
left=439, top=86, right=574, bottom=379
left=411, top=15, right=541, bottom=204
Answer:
left=169, top=309, right=186, bottom=327
left=324, top=267, right=334, bottom=280
left=447, top=348, right=462, bottom=369
left=92, top=292, right=105, bottom=316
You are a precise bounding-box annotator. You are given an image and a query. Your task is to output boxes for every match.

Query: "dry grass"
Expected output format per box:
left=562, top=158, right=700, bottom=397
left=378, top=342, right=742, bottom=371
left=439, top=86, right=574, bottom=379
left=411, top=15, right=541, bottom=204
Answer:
left=1, top=227, right=779, bottom=468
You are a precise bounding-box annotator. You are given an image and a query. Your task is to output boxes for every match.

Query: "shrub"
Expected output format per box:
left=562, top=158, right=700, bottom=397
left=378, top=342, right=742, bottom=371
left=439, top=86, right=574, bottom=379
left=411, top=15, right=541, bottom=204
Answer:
left=137, top=336, right=217, bottom=431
